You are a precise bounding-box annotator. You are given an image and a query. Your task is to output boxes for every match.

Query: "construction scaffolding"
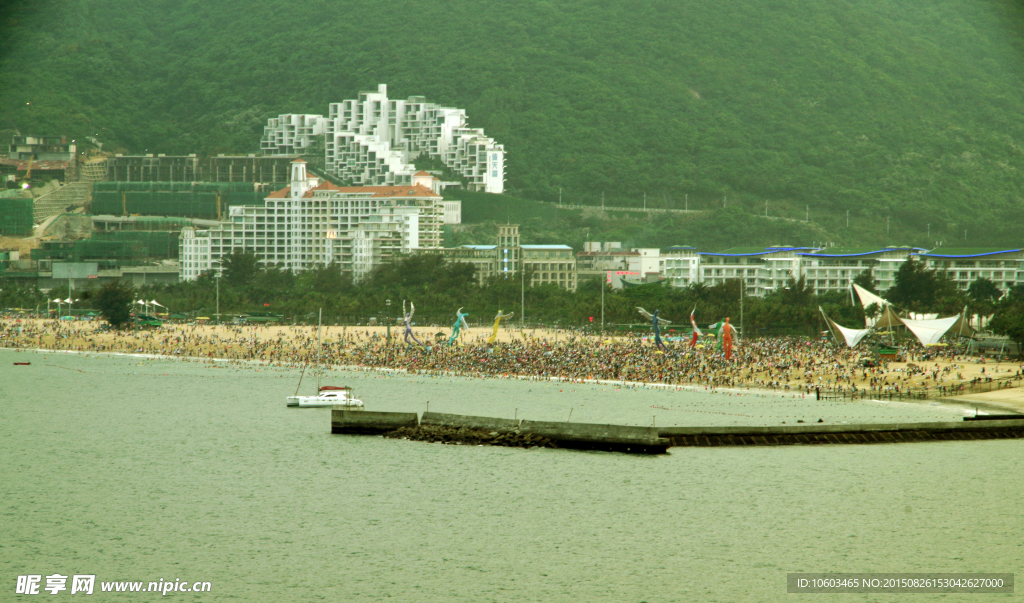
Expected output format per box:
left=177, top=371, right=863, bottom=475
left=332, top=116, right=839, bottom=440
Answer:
left=78, top=158, right=109, bottom=183
left=0, top=196, right=34, bottom=235
left=33, top=181, right=93, bottom=222
left=90, top=182, right=266, bottom=219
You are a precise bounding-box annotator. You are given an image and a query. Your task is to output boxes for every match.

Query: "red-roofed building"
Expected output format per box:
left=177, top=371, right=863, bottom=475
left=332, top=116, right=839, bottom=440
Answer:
left=179, top=163, right=447, bottom=281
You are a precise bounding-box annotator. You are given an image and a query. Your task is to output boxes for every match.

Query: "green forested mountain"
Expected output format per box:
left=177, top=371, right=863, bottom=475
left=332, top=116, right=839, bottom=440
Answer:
left=2, top=0, right=1024, bottom=247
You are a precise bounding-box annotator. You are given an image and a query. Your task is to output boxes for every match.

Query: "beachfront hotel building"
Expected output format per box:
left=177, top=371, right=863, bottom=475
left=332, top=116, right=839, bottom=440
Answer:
left=660, top=246, right=701, bottom=288
left=686, top=245, right=934, bottom=297
left=698, top=247, right=818, bottom=297
left=795, top=247, right=923, bottom=295
left=179, top=159, right=444, bottom=281
left=918, top=248, right=1024, bottom=293
left=261, top=84, right=505, bottom=193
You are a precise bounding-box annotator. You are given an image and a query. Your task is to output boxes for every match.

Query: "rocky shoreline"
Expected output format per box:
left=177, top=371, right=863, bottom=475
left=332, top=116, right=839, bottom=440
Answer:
left=384, top=425, right=556, bottom=448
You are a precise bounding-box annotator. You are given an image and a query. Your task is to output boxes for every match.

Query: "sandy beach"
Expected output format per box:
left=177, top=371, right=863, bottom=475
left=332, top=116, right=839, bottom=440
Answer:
left=3, top=318, right=1023, bottom=407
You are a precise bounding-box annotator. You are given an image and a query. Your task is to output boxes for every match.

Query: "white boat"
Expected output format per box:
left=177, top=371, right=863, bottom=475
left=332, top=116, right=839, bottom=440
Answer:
left=286, top=385, right=364, bottom=408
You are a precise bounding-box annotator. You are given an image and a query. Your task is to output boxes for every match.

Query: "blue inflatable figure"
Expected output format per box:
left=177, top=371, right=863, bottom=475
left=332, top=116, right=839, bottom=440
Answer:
left=637, top=307, right=672, bottom=351
left=447, top=307, right=469, bottom=346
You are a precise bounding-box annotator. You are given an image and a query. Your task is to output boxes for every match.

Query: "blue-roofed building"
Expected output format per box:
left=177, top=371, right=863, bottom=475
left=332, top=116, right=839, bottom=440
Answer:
left=699, top=246, right=816, bottom=296
left=918, top=248, right=1024, bottom=293
left=796, top=246, right=924, bottom=294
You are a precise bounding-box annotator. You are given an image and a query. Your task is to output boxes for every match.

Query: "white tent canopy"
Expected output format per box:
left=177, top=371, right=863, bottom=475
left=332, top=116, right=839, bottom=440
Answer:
left=852, top=283, right=894, bottom=327
left=820, top=307, right=872, bottom=348
left=848, top=284, right=977, bottom=344
left=901, top=316, right=959, bottom=346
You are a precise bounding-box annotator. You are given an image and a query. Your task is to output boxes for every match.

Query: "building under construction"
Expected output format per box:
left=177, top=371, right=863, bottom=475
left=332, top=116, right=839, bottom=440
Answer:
left=101, top=154, right=299, bottom=184
left=90, top=181, right=268, bottom=220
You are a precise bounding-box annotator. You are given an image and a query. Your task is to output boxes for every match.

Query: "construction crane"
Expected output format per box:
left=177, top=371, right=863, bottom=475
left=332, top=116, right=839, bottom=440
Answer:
left=20, top=155, right=34, bottom=188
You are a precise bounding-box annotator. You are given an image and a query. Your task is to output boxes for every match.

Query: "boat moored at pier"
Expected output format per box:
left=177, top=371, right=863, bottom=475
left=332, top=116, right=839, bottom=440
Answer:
left=287, top=385, right=364, bottom=409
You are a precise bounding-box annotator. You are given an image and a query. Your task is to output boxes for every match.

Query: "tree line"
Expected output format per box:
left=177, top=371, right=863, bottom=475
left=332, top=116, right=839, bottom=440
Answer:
left=4, top=253, right=1021, bottom=354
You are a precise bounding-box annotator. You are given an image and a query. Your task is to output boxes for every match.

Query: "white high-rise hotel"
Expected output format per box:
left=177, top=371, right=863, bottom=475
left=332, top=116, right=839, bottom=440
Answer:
left=261, top=84, right=505, bottom=193
left=179, top=160, right=445, bottom=282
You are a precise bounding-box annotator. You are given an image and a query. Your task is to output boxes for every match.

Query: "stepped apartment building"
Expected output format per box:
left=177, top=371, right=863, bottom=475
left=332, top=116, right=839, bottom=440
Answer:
left=261, top=84, right=505, bottom=193
left=179, top=160, right=444, bottom=281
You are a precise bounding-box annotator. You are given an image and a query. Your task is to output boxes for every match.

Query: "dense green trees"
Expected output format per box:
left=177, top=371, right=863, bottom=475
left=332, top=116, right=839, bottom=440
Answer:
left=95, top=279, right=134, bottom=328
left=2, top=0, right=1024, bottom=247
left=887, top=261, right=958, bottom=313
left=989, top=286, right=1024, bottom=358
left=221, top=249, right=259, bottom=289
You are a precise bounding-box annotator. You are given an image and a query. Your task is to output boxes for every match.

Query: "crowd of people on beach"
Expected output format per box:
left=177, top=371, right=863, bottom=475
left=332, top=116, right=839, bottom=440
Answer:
left=4, top=317, right=1020, bottom=397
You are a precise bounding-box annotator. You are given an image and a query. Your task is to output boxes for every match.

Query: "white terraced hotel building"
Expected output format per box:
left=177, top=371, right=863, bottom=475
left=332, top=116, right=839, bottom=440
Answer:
left=918, top=248, right=1024, bottom=292
left=261, top=84, right=505, bottom=193
left=179, top=159, right=444, bottom=281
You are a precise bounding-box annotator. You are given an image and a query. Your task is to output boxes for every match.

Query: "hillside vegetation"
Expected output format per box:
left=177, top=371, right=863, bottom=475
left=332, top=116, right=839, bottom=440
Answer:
left=2, top=0, right=1024, bottom=248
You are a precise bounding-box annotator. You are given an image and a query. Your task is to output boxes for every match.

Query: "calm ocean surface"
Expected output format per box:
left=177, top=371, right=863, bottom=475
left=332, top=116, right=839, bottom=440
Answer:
left=1, top=348, right=1020, bottom=601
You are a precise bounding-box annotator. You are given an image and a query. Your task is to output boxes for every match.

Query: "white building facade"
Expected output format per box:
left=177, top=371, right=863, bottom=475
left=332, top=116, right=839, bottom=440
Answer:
left=179, top=159, right=444, bottom=281
left=261, top=84, right=505, bottom=193
left=796, top=247, right=923, bottom=295
left=660, top=246, right=700, bottom=287
left=918, top=248, right=1024, bottom=293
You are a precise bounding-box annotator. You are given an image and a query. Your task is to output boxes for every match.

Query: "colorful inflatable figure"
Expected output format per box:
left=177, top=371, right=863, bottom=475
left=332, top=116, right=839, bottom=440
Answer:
left=709, top=317, right=738, bottom=359
left=636, top=307, right=672, bottom=350
left=487, top=310, right=514, bottom=344
left=447, top=307, right=470, bottom=346
left=722, top=317, right=733, bottom=360
left=402, top=300, right=422, bottom=345
left=689, top=306, right=702, bottom=348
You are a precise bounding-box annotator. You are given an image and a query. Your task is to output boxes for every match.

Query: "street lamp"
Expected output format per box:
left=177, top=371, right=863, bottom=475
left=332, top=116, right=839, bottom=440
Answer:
left=385, top=299, right=392, bottom=342
left=65, top=297, right=79, bottom=318
left=210, top=260, right=222, bottom=324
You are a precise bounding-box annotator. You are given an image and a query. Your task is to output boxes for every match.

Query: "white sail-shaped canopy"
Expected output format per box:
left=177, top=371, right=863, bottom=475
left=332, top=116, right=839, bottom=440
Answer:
left=901, top=310, right=974, bottom=345
left=852, top=283, right=894, bottom=327
left=852, top=283, right=888, bottom=308
left=820, top=307, right=872, bottom=348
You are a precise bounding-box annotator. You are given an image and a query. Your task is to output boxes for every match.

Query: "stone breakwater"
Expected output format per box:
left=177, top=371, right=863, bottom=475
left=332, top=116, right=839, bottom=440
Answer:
left=332, top=410, right=672, bottom=454
left=384, top=425, right=556, bottom=448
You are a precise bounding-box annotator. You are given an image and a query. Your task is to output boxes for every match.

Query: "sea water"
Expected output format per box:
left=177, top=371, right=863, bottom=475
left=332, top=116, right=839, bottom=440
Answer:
left=1, top=349, right=1020, bottom=601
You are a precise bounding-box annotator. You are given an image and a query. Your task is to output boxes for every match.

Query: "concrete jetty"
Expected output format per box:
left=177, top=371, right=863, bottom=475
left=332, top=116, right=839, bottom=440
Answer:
left=658, top=419, right=1024, bottom=446
left=332, top=411, right=1024, bottom=451
left=420, top=412, right=521, bottom=432
left=519, top=420, right=670, bottom=453
left=331, top=410, right=418, bottom=435
left=332, top=410, right=670, bottom=453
